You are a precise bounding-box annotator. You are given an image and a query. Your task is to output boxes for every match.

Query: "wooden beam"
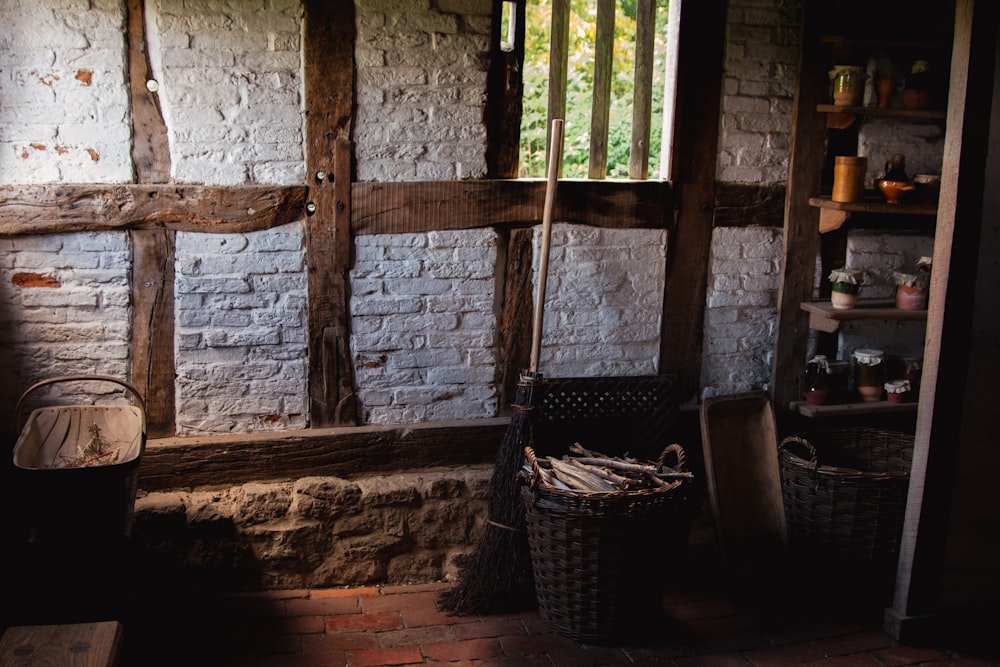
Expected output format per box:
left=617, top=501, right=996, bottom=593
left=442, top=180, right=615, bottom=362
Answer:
left=588, top=0, right=615, bottom=179
left=629, top=0, right=656, bottom=180
left=771, top=3, right=829, bottom=411
left=130, top=230, right=176, bottom=438
left=486, top=0, right=526, bottom=178
left=658, top=0, right=727, bottom=400
left=137, top=418, right=509, bottom=491
left=352, top=179, right=672, bottom=235
left=126, top=0, right=170, bottom=183
left=304, top=0, right=357, bottom=427
left=0, top=184, right=307, bottom=236
left=125, top=0, right=175, bottom=435
left=548, top=0, right=570, bottom=132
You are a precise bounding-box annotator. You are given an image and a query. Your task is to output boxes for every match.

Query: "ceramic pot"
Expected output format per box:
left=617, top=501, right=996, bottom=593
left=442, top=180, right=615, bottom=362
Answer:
left=902, top=87, right=931, bottom=110
left=878, top=179, right=917, bottom=204
left=831, top=291, right=857, bottom=309
left=877, top=76, right=897, bottom=108
left=896, top=283, right=929, bottom=310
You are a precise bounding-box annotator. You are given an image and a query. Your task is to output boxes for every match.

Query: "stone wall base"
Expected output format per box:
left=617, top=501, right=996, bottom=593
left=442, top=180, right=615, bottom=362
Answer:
left=129, top=466, right=493, bottom=594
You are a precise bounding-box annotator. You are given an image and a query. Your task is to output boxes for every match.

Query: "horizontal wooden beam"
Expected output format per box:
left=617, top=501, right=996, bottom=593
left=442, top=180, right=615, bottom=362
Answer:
left=137, top=418, right=509, bottom=491
left=0, top=184, right=308, bottom=236
left=1, top=180, right=672, bottom=237
left=351, top=179, right=673, bottom=234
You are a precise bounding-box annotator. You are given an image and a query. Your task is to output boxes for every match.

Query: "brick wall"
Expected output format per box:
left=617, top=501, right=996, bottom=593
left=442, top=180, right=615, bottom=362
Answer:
left=174, top=224, right=309, bottom=434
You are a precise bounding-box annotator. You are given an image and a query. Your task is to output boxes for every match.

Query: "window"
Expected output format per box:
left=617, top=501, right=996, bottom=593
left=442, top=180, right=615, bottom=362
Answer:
left=515, top=0, right=678, bottom=180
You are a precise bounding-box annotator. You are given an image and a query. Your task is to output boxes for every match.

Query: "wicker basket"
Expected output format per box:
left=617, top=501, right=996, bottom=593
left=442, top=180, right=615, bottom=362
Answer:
left=520, top=443, right=691, bottom=644
left=778, top=427, right=914, bottom=570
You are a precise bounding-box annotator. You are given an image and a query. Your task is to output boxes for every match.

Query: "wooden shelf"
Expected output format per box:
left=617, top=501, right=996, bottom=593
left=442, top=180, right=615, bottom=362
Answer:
left=809, top=196, right=938, bottom=233
left=800, top=299, right=928, bottom=332
left=816, top=104, right=947, bottom=120
left=791, top=400, right=918, bottom=418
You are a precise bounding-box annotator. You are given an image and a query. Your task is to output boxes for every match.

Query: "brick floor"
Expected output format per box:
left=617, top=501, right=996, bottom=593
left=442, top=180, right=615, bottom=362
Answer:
left=99, top=580, right=1000, bottom=667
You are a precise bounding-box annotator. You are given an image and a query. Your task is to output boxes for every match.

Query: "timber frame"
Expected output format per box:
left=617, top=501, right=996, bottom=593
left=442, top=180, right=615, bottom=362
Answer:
left=0, top=0, right=727, bottom=486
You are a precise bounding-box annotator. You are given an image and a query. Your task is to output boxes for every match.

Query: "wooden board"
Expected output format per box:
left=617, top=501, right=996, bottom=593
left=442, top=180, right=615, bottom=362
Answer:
left=0, top=622, right=122, bottom=667
left=699, top=391, right=787, bottom=574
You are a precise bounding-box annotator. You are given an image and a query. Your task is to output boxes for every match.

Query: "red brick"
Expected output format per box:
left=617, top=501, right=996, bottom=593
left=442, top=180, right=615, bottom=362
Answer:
left=402, top=601, right=479, bottom=628
left=273, top=615, right=328, bottom=635
left=376, top=624, right=456, bottom=647
left=326, top=611, right=404, bottom=633
left=346, top=645, right=424, bottom=666
left=360, top=590, right=437, bottom=613
left=451, top=618, right=528, bottom=640
left=499, top=632, right=580, bottom=655
left=380, top=582, right=452, bottom=595
left=303, top=630, right=378, bottom=651
left=311, top=586, right=379, bottom=599
left=286, top=595, right=361, bottom=617
left=422, top=637, right=505, bottom=661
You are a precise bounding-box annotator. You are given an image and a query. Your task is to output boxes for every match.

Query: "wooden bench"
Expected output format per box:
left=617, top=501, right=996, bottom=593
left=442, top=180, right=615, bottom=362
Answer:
left=0, top=621, right=122, bottom=667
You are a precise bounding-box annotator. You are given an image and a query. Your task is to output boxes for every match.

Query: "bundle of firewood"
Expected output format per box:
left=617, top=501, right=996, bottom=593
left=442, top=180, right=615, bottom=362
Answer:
left=524, top=443, right=693, bottom=493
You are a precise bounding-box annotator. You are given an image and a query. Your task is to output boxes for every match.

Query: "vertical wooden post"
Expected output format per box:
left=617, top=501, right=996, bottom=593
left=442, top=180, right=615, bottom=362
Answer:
left=486, top=0, right=526, bottom=178
left=657, top=0, right=727, bottom=399
left=548, top=0, right=570, bottom=138
left=629, top=0, right=656, bottom=180
left=304, top=0, right=358, bottom=427
left=126, top=0, right=175, bottom=436
left=588, top=0, right=615, bottom=179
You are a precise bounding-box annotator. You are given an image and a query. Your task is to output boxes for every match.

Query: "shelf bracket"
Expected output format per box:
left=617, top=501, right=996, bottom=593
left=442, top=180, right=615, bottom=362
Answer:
left=818, top=208, right=850, bottom=233
left=808, top=311, right=841, bottom=333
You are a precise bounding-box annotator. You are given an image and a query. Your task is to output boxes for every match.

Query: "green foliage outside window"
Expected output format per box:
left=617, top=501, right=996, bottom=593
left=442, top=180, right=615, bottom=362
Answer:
left=519, top=0, right=671, bottom=179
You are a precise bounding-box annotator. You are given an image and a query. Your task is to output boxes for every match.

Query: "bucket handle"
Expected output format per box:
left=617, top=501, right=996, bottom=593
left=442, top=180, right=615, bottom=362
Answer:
left=15, top=375, right=147, bottom=435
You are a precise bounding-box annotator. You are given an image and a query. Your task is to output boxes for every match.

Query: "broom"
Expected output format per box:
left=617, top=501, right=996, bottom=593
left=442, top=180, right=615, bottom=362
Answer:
left=437, top=118, right=564, bottom=615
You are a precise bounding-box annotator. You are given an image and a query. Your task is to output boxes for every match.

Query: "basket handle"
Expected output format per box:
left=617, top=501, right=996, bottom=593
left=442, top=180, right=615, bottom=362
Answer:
left=15, top=375, right=147, bottom=435
left=656, top=443, right=686, bottom=472
left=779, top=435, right=819, bottom=468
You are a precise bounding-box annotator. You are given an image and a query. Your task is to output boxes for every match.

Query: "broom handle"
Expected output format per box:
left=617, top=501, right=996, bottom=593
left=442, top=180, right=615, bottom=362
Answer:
left=528, top=118, right=564, bottom=374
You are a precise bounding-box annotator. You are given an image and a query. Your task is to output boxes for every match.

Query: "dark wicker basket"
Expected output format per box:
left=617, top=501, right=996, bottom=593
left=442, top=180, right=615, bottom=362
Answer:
left=778, top=427, right=914, bottom=570
left=520, top=443, right=691, bottom=644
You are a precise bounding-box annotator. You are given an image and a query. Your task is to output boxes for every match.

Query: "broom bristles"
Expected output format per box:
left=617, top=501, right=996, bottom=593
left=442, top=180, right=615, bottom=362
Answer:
left=437, top=382, right=538, bottom=615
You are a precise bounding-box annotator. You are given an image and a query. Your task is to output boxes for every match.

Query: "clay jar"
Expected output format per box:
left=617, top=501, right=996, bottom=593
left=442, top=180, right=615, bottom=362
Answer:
left=894, top=272, right=930, bottom=310
left=877, top=74, right=897, bottom=108
left=902, top=87, right=931, bottom=110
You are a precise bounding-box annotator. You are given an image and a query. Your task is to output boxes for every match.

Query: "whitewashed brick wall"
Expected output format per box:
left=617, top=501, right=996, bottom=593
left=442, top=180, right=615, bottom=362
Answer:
left=0, top=233, right=132, bottom=431
left=716, top=0, right=801, bottom=184
left=858, top=118, right=945, bottom=186
left=534, top=225, right=666, bottom=378
left=174, top=224, right=309, bottom=434
left=146, top=0, right=305, bottom=185
left=0, top=1, right=133, bottom=183
left=700, top=226, right=782, bottom=397
left=354, top=0, right=492, bottom=182
left=350, top=229, right=498, bottom=424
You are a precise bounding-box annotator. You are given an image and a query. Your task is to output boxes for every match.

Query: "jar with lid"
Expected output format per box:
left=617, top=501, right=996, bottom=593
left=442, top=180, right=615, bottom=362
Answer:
left=852, top=349, right=886, bottom=402
left=884, top=379, right=912, bottom=404
left=826, top=360, right=851, bottom=403
left=803, top=355, right=830, bottom=405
